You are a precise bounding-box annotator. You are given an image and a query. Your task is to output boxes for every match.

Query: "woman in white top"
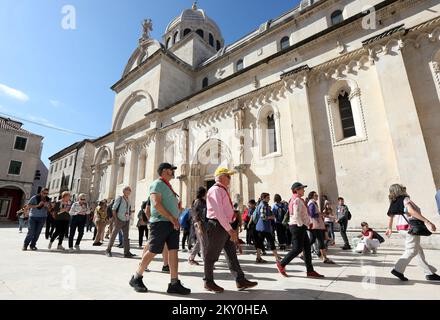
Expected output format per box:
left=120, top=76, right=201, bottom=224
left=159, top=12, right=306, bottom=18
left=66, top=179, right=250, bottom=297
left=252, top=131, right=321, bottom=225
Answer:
left=386, top=184, right=440, bottom=281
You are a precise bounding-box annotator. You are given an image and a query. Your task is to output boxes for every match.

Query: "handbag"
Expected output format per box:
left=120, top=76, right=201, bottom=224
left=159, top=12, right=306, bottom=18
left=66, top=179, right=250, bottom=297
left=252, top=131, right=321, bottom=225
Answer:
left=402, top=215, right=432, bottom=237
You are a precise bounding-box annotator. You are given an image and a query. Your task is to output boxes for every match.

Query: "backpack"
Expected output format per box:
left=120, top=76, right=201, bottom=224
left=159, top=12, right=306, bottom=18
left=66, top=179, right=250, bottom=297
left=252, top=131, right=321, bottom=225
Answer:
left=274, top=204, right=287, bottom=224
left=373, top=231, right=385, bottom=244
left=179, top=209, right=190, bottom=229
left=252, top=208, right=260, bottom=224
left=347, top=209, right=352, bottom=221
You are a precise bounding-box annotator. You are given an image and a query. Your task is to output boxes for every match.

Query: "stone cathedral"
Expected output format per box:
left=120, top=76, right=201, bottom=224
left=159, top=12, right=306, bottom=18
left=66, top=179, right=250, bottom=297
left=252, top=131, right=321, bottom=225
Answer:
left=84, top=0, right=440, bottom=228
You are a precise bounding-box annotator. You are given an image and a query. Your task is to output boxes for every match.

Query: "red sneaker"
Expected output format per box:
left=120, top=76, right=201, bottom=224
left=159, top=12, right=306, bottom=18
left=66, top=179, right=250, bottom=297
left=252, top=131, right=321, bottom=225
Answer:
left=276, top=261, right=288, bottom=277
left=307, top=271, right=325, bottom=278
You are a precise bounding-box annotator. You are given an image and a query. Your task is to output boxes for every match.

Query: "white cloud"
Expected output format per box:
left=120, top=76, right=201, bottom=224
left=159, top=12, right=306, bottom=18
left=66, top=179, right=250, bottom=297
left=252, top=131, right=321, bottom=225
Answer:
left=49, top=100, right=61, bottom=108
left=0, top=83, right=29, bottom=102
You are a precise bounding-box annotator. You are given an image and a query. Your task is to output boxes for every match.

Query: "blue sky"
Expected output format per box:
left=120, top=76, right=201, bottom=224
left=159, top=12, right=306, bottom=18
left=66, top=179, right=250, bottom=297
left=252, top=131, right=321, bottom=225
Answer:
left=0, top=0, right=300, bottom=167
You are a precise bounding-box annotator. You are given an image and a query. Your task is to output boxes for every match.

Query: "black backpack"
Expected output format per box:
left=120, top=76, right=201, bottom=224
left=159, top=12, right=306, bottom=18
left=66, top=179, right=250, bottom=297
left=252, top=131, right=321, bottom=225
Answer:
left=373, top=231, right=385, bottom=243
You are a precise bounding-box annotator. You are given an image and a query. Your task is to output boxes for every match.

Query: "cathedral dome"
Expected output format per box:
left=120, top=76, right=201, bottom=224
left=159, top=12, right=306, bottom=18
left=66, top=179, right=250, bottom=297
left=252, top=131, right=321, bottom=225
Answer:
left=163, top=2, right=223, bottom=51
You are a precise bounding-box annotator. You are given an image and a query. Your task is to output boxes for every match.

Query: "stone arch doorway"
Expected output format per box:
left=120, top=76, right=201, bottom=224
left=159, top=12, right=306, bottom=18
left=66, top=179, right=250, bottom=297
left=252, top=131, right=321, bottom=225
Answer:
left=0, top=185, right=26, bottom=221
left=188, top=139, right=233, bottom=203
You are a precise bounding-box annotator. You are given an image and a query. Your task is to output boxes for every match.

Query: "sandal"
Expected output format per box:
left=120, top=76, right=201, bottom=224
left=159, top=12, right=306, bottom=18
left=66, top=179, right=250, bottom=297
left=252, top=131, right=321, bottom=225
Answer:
left=188, top=259, right=200, bottom=266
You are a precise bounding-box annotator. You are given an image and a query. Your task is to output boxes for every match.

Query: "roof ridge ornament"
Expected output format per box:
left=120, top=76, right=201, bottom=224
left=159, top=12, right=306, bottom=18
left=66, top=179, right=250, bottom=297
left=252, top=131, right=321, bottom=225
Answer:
left=192, top=1, right=198, bottom=10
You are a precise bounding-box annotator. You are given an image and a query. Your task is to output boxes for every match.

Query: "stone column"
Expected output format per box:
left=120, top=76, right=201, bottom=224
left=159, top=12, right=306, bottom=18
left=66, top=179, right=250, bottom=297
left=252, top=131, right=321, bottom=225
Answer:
left=108, top=158, right=118, bottom=200
left=374, top=41, right=437, bottom=213
left=285, top=73, right=320, bottom=193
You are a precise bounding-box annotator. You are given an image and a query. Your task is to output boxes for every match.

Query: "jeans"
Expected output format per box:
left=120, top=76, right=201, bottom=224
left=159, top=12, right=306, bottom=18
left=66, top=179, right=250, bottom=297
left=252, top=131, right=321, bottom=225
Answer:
left=24, top=216, right=46, bottom=248
left=338, top=219, right=350, bottom=247
left=68, top=215, right=87, bottom=248
left=280, top=225, right=314, bottom=273
left=18, top=217, right=25, bottom=231
left=325, top=222, right=335, bottom=242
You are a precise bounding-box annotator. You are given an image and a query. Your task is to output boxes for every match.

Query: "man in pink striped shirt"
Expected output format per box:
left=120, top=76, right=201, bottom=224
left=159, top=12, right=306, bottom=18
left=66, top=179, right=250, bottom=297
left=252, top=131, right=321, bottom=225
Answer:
left=203, top=167, right=258, bottom=293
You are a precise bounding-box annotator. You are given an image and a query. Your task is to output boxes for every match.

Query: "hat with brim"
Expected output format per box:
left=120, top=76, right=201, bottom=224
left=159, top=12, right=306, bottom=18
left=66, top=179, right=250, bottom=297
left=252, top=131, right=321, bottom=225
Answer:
left=158, top=163, right=177, bottom=175
left=215, top=167, right=236, bottom=177
left=291, top=182, right=307, bottom=191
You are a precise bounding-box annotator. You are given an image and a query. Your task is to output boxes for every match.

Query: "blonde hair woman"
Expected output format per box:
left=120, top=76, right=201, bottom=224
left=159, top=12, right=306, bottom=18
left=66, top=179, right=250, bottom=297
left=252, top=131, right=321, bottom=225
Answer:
left=386, top=184, right=440, bottom=281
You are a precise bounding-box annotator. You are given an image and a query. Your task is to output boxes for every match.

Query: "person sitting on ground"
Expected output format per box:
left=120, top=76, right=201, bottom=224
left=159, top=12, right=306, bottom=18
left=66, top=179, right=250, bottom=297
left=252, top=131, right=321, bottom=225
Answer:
left=355, top=222, right=382, bottom=254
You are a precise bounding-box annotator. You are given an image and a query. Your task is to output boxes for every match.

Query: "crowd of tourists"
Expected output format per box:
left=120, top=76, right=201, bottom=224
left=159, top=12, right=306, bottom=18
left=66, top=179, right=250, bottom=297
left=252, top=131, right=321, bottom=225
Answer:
left=18, top=163, right=440, bottom=295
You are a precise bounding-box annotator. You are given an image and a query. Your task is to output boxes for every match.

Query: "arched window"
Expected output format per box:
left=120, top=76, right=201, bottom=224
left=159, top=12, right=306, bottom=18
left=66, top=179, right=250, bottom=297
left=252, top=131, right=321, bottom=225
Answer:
left=202, top=77, right=209, bottom=88
left=173, top=31, right=179, bottom=44
left=209, top=33, right=214, bottom=47
left=338, top=91, right=356, bottom=138
left=216, top=40, right=221, bottom=51
left=280, top=36, right=290, bottom=50
left=267, top=114, right=277, bottom=153
left=236, top=59, right=244, bottom=71
left=117, top=157, right=125, bottom=185
left=331, top=10, right=344, bottom=25
left=196, top=29, right=204, bottom=39
left=166, top=37, right=171, bottom=49
left=183, top=28, right=191, bottom=37
left=138, top=151, right=147, bottom=180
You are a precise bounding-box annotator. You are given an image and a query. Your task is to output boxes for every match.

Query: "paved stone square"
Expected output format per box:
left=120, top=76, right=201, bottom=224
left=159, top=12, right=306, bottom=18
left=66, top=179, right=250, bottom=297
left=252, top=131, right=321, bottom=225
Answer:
left=1, top=224, right=439, bottom=300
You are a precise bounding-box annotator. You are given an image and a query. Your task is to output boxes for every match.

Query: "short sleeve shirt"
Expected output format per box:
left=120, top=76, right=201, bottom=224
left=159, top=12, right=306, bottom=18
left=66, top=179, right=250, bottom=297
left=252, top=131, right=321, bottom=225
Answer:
left=148, top=179, right=179, bottom=224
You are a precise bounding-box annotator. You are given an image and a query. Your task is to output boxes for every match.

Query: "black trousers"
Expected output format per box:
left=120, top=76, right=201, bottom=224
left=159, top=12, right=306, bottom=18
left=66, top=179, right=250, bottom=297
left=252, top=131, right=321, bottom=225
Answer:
left=182, top=229, right=190, bottom=249
left=45, top=215, right=55, bottom=239
left=338, top=219, right=350, bottom=246
left=275, top=223, right=287, bottom=247
left=310, top=229, right=326, bottom=250
left=50, top=220, right=69, bottom=246
left=138, top=225, right=149, bottom=247
left=68, top=215, right=87, bottom=248
left=256, top=231, right=276, bottom=251
left=280, top=225, right=314, bottom=272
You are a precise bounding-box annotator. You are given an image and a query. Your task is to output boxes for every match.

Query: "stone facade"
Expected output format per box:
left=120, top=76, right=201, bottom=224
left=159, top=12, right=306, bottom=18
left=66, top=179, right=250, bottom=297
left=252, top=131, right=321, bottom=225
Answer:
left=0, top=116, right=46, bottom=220
left=47, top=140, right=95, bottom=202
left=65, top=0, right=440, bottom=228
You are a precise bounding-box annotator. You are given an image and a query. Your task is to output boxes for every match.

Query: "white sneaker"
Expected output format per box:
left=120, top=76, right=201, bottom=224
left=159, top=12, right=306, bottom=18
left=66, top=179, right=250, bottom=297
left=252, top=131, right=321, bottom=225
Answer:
left=74, top=245, right=80, bottom=251
left=57, top=245, right=65, bottom=251
left=68, top=248, right=74, bottom=252
left=48, top=242, right=53, bottom=250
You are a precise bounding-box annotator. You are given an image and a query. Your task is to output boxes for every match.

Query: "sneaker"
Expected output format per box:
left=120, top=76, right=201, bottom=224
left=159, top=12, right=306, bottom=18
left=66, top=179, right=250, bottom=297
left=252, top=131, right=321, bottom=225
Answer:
left=129, top=275, right=148, bottom=293
left=162, top=265, right=170, bottom=273
left=124, top=252, right=136, bottom=258
left=426, top=273, right=440, bottom=281
left=19, top=230, right=22, bottom=233
left=74, top=245, right=80, bottom=251
left=341, top=245, right=352, bottom=250
left=236, top=279, right=258, bottom=291
left=167, top=280, right=191, bottom=295
left=22, top=246, right=28, bottom=251
left=372, top=249, right=377, bottom=254
left=276, top=261, right=288, bottom=277
left=30, top=246, right=38, bottom=251
left=57, top=245, right=65, bottom=251
left=105, top=251, right=112, bottom=257
left=182, top=249, right=188, bottom=253
left=204, top=281, right=224, bottom=293
left=391, top=269, right=408, bottom=281
left=92, top=242, right=102, bottom=246
left=323, top=258, right=335, bottom=264
left=68, top=248, right=75, bottom=253
left=256, top=257, right=267, bottom=264
left=307, top=271, right=325, bottom=278
left=117, top=244, right=124, bottom=248
left=48, top=242, right=53, bottom=250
